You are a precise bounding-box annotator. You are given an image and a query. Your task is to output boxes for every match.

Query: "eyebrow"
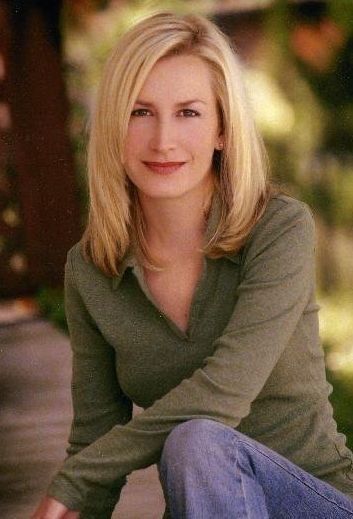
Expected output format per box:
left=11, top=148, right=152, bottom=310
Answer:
left=134, top=99, right=207, bottom=107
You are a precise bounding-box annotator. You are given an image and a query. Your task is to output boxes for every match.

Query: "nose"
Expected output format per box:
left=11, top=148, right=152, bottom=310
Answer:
left=149, top=117, right=177, bottom=153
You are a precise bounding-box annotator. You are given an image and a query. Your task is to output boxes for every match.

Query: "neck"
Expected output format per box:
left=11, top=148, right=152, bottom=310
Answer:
left=138, top=187, right=214, bottom=261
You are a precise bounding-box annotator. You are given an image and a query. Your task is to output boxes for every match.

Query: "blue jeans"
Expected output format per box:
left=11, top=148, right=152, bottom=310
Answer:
left=158, top=419, right=353, bottom=518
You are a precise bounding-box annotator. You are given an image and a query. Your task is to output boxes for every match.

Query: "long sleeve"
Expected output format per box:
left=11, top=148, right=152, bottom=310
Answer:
left=48, top=198, right=316, bottom=513
left=47, top=255, right=133, bottom=518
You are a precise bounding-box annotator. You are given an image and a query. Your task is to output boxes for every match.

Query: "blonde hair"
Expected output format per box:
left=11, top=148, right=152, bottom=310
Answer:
left=82, top=11, right=275, bottom=276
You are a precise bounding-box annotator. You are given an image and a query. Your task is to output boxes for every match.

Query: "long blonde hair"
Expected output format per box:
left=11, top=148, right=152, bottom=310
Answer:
left=82, top=11, right=275, bottom=276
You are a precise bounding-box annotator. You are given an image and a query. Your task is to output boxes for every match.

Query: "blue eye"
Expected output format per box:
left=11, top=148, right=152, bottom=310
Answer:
left=131, top=109, right=151, bottom=117
left=180, top=109, right=200, bottom=117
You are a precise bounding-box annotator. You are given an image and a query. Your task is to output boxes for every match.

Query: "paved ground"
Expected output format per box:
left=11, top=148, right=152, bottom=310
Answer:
left=0, top=319, right=165, bottom=519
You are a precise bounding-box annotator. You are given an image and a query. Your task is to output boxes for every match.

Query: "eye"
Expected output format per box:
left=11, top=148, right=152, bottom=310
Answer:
left=131, top=108, right=152, bottom=117
left=179, top=109, right=200, bottom=117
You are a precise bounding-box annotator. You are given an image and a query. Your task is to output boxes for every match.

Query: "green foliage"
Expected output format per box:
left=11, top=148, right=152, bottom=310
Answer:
left=299, top=160, right=353, bottom=228
left=36, top=287, right=68, bottom=333
left=327, top=369, right=353, bottom=450
left=329, top=0, right=353, bottom=34
left=262, top=1, right=353, bottom=214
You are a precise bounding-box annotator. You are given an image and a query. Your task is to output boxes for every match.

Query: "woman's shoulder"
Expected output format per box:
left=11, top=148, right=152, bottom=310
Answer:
left=238, top=193, right=315, bottom=264
left=65, top=241, right=110, bottom=289
left=253, top=192, right=314, bottom=238
left=66, top=241, right=87, bottom=274
left=261, top=192, right=314, bottom=228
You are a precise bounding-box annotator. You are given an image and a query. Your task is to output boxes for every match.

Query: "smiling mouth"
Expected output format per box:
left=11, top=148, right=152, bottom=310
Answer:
left=143, top=161, right=186, bottom=174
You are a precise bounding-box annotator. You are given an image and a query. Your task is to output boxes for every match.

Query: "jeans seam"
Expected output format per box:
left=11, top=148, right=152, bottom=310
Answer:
left=226, top=430, right=251, bottom=519
left=234, top=437, right=353, bottom=515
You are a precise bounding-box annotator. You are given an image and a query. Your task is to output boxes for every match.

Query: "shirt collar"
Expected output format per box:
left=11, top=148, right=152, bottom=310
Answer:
left=111, top=249, right=136, bottom=290
left=111, top=192, right=240, bottom=290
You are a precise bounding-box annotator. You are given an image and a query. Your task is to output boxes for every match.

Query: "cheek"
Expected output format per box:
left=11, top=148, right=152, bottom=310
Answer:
left=184, top=124, right=214, bottom=147
left=124, top=133, right=144, bottom=165
left=125, top=123, right=148, bottom=150
left=191, top=132, right=217, bottom=158
left=190, top=119, right=218, bottom=147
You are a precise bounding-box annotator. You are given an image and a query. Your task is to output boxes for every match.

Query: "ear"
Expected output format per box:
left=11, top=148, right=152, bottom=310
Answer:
left=215, top=135, right=224, bottom=150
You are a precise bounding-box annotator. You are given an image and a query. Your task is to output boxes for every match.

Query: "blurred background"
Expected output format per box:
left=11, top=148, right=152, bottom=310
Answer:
left=0, top=0, right=352, bottom=517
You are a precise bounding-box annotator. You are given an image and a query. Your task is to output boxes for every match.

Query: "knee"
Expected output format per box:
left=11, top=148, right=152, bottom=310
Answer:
left=159, top=420, right=258, bottom=489
left=160, top=419, right=232, bottom=470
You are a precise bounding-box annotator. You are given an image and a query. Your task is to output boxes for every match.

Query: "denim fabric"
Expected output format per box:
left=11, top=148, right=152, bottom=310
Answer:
left=158, top=419, right=353, bottom=518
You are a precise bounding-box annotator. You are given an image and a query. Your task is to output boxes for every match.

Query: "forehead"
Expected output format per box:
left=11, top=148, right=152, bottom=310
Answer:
left=138, top=54, right=215, bottom=101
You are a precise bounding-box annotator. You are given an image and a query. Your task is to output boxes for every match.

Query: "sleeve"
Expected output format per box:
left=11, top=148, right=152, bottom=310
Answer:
left=47, top=200, right=316, bottom=514
left=46, top=251, right=133, bottom=518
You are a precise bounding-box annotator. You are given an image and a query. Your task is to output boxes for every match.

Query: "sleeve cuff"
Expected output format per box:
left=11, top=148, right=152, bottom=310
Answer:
left=47, top=474, right=126, bottom=517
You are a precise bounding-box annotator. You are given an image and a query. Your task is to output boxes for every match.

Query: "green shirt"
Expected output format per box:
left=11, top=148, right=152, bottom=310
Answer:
left=47, top=193, right=353, bottom=517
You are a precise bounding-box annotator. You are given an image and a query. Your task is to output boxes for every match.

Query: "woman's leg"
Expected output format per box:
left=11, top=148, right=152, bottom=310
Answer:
left=158, top=419, right=353, bottom=519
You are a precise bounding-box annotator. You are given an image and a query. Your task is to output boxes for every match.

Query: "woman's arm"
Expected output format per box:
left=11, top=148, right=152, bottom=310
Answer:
left=47, top=198, right=315, bottom=513
left=36, top=255, right=133, bottom=518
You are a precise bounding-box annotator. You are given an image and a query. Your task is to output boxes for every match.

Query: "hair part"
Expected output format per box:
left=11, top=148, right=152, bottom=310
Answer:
left=81, top=11, right=276, bottom=276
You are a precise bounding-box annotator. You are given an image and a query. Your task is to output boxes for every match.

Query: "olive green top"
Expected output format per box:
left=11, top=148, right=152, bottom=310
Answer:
left=47, top=193, right=353, bottom=517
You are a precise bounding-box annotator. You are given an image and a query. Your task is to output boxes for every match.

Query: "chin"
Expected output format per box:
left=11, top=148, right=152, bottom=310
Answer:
left=139, top=187, right=189, bottom=200
left=132, top=171, right=214, bottom=202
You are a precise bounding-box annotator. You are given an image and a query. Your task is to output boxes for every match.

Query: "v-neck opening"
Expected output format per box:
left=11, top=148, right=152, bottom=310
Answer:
left=131, top=259, right=208, bottom=341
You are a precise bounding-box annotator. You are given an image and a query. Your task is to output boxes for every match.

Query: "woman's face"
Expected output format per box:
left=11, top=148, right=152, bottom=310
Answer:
left=123, top=54, right=223, bottom=202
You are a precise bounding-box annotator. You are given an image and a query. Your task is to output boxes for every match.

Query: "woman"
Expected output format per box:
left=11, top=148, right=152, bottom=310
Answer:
left=32, top=11, right=353, bottom=519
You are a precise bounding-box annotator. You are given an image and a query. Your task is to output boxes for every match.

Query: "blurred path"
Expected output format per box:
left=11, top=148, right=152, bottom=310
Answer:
left=0, top=319, right=165, bottom=518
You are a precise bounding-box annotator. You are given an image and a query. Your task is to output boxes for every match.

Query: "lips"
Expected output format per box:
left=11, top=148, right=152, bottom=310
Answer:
left=143, top=161, right=186, bottom=175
